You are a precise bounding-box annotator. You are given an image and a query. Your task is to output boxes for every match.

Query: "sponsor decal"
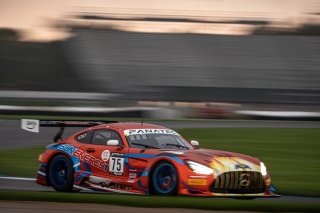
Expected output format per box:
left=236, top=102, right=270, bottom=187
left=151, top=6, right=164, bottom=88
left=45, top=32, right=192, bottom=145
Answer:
left=73, top=149, right=107, bottom=171
left=128, top=173, right=137, bottom=183
left=239, top=173, right=251, bottom=187
left=109, top=153, right=125, bottom=176
left=54, top=144, right=107, bottom=171
left=106, top=183, right=132, bottom=191
left=187, top=179, right=207, bottom=186
left=101, top=150, right=110, bottom=161
left=235, top=164, right=251, bottom=169
left=77, top=132, right=87, bottom=140
left=124, top=129, right=178, bottom=136
left=21, top=119, right=39, bottom=133
left=129, top=173, right=137, bottom=179
left=56, top=144, right=77, bottom=156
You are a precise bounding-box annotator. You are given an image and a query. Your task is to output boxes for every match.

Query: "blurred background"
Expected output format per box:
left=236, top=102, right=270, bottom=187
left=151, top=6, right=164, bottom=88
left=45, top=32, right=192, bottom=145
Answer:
left=1, top=1, right=320, bottom=207
left=0, top=0, right=320, bottom=120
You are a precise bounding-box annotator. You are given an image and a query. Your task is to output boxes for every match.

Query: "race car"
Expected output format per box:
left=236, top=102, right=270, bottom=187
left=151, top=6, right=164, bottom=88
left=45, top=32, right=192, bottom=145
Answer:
left=22, top=119, right=278, bottom=197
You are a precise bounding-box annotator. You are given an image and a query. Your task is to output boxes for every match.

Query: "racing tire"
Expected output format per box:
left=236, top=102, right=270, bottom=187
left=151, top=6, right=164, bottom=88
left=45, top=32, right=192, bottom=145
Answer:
left=234, top=197, right=255, bottom=200
left=151, top=162, right=178, bottom=195
left=48, top=154, right=74, bottom=192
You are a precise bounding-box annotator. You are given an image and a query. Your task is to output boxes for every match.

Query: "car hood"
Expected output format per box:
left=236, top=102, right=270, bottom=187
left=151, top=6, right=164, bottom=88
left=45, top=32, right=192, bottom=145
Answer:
left=159, top=148, right=261, bottom=175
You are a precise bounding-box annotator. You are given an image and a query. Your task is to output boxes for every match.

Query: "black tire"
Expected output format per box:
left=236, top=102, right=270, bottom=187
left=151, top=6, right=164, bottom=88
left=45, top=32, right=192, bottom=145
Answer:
left=151, top=162, right=178, bottom=195
left=48, top=154, right=74, bottom=192
left=234, top=197, right=255, bottom=200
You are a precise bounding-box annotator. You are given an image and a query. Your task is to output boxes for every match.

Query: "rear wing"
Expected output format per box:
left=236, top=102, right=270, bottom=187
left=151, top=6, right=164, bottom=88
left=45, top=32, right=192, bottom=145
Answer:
left=21, top=119, right=117, bottom=142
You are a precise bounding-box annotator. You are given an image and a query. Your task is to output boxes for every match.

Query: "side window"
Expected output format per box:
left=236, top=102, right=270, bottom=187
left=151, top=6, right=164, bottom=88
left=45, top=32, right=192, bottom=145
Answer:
left=91, top=129, right=122, bottom=146
left=75, top=131, right=92, bottom=143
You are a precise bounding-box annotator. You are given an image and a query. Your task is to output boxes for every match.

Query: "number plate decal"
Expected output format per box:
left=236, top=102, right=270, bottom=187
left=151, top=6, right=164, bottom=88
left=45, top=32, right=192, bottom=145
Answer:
left=109, top=153, right=125, bottom=176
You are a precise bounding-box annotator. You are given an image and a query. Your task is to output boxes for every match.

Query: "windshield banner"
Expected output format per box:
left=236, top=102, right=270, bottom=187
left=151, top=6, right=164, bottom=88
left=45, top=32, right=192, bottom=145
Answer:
left=124, top=129, right=178, bottom=136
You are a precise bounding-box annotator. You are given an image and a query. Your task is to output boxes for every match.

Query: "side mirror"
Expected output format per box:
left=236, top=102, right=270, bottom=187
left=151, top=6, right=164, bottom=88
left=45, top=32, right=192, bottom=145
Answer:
left=191, top=140, right=199, bottom=149
left=107, top=139, right=119, bottom=146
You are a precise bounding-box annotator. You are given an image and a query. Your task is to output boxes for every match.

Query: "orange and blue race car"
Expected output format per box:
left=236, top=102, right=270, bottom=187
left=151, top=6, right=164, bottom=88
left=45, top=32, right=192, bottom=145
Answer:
left=21, top=119, right=279, bottom=198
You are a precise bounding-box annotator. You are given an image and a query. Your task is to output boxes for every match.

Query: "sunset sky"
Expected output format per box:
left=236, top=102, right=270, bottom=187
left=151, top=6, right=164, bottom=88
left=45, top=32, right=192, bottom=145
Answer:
left=0, top=0, right=319, bottom=41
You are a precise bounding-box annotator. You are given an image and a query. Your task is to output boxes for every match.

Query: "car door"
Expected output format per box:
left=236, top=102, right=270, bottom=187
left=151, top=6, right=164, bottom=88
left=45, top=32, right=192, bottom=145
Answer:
left=80, top=128, right=128, bottom=179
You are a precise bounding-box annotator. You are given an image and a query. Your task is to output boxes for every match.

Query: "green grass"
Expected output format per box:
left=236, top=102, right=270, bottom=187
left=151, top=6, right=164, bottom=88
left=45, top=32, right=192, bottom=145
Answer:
left=0, top=147, right=44, bottom=177
left=0, top=128, right=319, bottom=196
left=1, top=190, right=320, bottom=212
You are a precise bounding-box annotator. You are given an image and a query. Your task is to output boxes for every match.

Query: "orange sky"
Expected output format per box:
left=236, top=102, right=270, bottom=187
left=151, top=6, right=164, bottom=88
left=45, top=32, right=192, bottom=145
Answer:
left=0, top=0, right=318, bottom=41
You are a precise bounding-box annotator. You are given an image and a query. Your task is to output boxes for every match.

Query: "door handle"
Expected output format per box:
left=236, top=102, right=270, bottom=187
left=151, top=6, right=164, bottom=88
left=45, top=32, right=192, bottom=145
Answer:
left=86, top=148, right=95, bottom=153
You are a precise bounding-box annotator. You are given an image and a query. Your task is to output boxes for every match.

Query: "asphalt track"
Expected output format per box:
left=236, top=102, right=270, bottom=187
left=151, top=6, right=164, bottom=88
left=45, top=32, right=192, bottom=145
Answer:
left=1, top=120, right=320, bottom=149
left=0, top=119, right=320, bottom=208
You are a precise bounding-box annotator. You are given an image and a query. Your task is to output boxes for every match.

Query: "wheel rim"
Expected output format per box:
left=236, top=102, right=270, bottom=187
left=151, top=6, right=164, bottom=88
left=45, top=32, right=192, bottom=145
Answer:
left=153, top=163, right=177, bottom=194
left=51, top=158, right=70, bottom=186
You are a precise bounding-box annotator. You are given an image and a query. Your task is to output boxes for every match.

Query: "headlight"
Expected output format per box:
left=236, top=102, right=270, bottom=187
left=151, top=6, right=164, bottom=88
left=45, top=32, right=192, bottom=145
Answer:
left=186, top=161, right=213, bottom=175
left=260, top=162, right=267, bottom=176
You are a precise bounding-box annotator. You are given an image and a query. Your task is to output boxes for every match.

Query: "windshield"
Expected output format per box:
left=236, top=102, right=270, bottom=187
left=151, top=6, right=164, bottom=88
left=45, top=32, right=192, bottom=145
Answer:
left=124, top=129, right=193, bottom=149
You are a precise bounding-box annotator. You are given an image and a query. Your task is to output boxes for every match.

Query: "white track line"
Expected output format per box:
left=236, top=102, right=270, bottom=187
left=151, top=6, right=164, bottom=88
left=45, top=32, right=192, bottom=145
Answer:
left=0, top=176, right=36, bottom=181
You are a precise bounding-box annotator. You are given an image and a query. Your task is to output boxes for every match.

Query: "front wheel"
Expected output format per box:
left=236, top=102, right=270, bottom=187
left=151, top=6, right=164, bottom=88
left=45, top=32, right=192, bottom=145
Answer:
left=151, top=162, right=178, bottom=195
left=48, top=154, right=74, bottom=192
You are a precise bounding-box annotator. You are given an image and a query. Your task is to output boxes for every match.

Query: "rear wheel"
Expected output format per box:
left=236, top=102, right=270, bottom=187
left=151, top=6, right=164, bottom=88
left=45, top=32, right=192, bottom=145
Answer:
left=151, top=162, right=178, bottom=195
left=48, top=154, right=74, bottom=192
